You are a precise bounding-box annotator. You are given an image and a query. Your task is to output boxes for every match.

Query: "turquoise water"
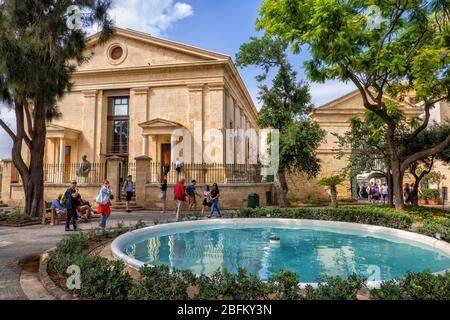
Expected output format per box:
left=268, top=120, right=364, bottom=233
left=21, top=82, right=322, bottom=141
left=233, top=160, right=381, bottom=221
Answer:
left=122, top=226, right=450, bottom=282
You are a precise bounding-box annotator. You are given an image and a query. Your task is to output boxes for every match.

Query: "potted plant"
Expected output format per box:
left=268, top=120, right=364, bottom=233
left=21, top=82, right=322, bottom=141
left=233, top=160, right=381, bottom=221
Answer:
left=420, top=188, right=442, bottom=205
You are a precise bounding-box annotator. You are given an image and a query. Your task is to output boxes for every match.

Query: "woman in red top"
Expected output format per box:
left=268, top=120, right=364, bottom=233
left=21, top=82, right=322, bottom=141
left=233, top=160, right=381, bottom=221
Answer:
left=97, top=180, right=113, bottom=231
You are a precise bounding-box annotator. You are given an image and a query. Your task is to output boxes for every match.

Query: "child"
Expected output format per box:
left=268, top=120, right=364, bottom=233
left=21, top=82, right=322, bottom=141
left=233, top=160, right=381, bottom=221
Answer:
left=97, top=180, right=113, bottom=232
left=201, top=185, right=212, bottom=216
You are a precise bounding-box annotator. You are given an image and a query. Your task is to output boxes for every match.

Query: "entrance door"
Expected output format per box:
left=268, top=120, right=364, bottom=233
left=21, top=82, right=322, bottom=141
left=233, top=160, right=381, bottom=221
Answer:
left=161, top=144, right=171, bottom=181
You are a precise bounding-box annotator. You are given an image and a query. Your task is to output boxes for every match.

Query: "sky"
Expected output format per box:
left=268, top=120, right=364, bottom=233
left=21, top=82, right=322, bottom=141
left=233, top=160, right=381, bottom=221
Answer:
left=0, top=0, right=356, bottom=159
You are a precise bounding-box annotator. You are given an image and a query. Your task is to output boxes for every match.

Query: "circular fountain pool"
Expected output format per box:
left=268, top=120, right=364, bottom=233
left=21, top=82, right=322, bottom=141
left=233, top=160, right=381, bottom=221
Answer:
left=112, top=219, right=450, bottom=285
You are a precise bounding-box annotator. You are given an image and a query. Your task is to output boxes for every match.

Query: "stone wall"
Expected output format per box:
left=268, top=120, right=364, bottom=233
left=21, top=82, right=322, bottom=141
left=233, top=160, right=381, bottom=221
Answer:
left=144, top=183, right=275, bottom=211
left=8, top=184, right=101, bottom=207
left=286, top=153, right=352, bottom=201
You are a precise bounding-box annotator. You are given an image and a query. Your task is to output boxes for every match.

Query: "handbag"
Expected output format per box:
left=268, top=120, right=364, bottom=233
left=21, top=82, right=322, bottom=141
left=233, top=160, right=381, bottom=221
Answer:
left=96, top=189, right=110, bottom=205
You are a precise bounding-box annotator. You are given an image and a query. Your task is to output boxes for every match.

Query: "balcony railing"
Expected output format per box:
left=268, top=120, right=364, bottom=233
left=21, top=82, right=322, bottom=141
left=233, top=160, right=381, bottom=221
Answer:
left=148, top=163, right=263, bottom=184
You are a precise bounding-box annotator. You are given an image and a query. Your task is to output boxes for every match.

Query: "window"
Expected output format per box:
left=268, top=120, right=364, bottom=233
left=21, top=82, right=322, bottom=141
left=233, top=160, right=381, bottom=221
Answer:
left=107, top=97, right=129, bottom=155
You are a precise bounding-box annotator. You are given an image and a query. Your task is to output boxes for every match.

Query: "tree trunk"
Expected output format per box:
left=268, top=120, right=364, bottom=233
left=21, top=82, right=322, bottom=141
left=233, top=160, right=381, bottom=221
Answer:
left=274, top=171, right=289, bottom=208
left=387, top=170, right=394, bottom=208
left=391, top=159, right=405, bottom=211
left=11, top=99, right=47, bottom=217
left=386, top=128, right=405, bottom=211
left=330, top=186, right=338, bottom=208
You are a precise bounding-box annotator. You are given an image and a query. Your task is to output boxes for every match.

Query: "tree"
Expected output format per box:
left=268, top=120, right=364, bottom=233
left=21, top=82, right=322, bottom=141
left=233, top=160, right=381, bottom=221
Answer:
left=236, top=35, right=325, bottom=207
left=0, top=1, right=113, bottom=216
left=256, top=0, right=450, bottom=211
left=317, top=175, right=345, bottom=208
left=334, top=110, right=394, bottom=206
left=404, top=123, right=450, bottom=204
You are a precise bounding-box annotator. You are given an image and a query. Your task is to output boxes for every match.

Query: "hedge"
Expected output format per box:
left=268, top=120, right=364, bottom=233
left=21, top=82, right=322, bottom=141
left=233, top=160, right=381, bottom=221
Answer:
left=237, top=207, right=414, bottom=230
left=48, top=224, right=450, bottom=300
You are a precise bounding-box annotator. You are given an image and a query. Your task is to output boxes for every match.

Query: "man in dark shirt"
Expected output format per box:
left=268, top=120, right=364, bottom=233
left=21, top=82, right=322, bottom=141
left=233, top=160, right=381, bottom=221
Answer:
left=186, top=180, right=201, bottom=211
left=65, top=180, right=80, bottom=231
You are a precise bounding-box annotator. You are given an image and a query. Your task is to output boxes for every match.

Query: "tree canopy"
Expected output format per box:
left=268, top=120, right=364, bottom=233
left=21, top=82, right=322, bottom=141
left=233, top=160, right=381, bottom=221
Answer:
left=256, top=0, right=450, bottom=210
left=0, top=0, right=113, bottom=216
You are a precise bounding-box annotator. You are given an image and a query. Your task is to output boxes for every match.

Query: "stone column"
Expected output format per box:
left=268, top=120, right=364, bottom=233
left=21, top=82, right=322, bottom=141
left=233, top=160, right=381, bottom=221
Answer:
left=106, top=156, right=122, bottom=201
left=82, top=90, right=98, bottom=161
left=1, top=159, right=13, bottom=204
left=130, top=87, right=149, bottom=159
left=59, top=138, right=65, bottom=164
left=58, top=138, right=65, bottom=184
left=135, top=156, right=151, bottom=208
left=188, top=84, right=204, bottom=164
left=206, top=83, right=226, bottom=164
left=142, top=136, right=149, bottom=156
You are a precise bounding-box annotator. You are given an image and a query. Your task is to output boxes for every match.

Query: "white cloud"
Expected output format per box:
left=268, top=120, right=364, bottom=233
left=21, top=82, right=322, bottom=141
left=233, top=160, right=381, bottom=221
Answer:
left=0, top=103, right=15, bottom=160
left=109, top=0, right=194, bottom=36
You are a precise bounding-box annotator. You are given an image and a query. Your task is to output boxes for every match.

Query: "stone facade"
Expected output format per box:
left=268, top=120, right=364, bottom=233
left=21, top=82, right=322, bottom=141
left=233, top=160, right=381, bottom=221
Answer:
left=287, top=90, right=450, bottom=201
left=39, top=28, right=259, bottom=166
left=0, top=28, right=273, bottom=210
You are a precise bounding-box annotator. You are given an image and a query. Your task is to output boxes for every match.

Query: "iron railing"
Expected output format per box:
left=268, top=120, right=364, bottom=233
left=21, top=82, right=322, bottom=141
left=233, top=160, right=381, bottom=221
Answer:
left=44, top=163, right=107, bottom=184
left=148, top=163, right=262, bottom=184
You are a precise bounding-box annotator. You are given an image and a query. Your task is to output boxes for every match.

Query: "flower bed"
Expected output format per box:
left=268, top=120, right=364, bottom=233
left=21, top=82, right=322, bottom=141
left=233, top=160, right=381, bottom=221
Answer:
left=45, top=207, right=450, bottom=300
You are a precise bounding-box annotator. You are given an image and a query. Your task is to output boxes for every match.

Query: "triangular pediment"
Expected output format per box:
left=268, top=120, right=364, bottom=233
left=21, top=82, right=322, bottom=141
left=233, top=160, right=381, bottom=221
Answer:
left=75, top=27, right=228, bottom=71
left=312, top=89, right=424, bottom=120
left=139, top=118, right=183, bottom=129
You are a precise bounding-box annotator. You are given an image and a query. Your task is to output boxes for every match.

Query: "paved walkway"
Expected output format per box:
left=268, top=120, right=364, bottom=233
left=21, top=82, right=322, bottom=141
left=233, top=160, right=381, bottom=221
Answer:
left=0, top=211, right=181, bottom=300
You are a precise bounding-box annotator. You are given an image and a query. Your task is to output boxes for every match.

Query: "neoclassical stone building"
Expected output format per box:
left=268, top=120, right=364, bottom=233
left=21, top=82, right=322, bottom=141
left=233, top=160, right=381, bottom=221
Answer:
left=287, top=89, right=450, bottom=200
left=43, top=27, right=259, bottom=167
left=1, top=28, right=275, bottom=210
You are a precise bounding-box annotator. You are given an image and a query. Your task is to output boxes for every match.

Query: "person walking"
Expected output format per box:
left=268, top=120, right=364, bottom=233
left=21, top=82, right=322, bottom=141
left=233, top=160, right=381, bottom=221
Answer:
left=372, top=182, right=381, bottom=204
left=367, top=182, right=374, bottom=203
left=201, top=185, right=212, bottom=216
left=174, top=178, right=187, bottom=221
left=160, top=179, right=168, bottom=213
left=186, top=180, right=201, bottom=212
left=404, top=183, right=412, bottom=206
left=123, top=175, right=134, bottom=213
left=96, top=180, right=113, bottom=232
left=175, top=159, right=183, bottom=176
left=65, top=180, right=80, bottom=232
left=381, top=183, right=389, bottom=204
left=208, top=183, right=222, bottom=218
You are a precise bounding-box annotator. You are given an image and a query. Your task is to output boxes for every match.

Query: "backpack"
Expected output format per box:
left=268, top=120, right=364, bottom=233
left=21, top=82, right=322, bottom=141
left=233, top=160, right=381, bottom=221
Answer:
left=59, top=191, right=67, bottom=207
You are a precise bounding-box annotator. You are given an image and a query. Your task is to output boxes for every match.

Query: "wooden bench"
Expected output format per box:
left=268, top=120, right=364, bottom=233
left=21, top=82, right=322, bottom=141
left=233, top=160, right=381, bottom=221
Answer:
left=41, top=202, right=67, bottom=226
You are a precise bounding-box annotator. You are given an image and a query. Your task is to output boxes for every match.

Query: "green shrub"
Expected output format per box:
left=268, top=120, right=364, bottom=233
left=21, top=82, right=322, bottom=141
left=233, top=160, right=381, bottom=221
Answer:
left=267, top=270, right=302, bottom=300
left=420, top=188, right=441, bottom=200
left=370, top=271, right=450, bottom=300
left=301, top=194, right=328, bottom=205
left=74, top=255, right=133, bottom=300
left=196, top=268, right=271, bottom=300
left=238, top=207, right=413, bottom=230
left=416, top=221, right=450, bottom=241
left=304, top=274, right=366, bottom=300
left=0, top=209, right=32, bottom=222
left=49, top=234, right=88, bottom=275
left=130, top=265, right=196, bottom=300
